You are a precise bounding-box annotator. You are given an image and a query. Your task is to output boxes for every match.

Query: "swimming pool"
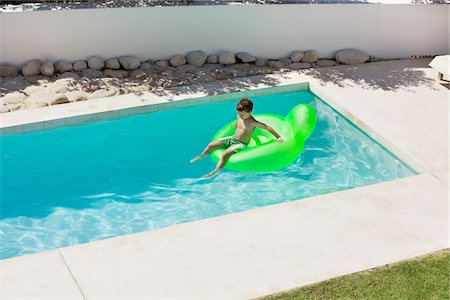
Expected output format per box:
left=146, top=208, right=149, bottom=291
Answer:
left=0, top=89, right=415, bottom=260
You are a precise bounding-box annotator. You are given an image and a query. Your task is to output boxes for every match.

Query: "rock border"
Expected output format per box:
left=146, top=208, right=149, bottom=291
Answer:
left=0, top=48, right=379, bottom=113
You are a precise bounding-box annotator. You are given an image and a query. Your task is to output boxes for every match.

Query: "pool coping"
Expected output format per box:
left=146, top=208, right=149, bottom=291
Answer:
left=1, top=59, right=448, bottom=299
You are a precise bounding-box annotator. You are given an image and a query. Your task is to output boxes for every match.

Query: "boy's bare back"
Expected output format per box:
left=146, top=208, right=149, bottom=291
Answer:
left=234, top=115, right=257, bottom=144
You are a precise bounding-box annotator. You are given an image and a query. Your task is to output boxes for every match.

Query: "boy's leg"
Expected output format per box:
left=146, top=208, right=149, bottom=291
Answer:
left=190, top=140, right=223, bottom=163
left=204, top=148, right=235, bottom=178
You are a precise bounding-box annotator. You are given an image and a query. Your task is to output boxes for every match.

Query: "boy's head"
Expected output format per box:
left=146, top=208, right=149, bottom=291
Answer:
left=236, top=98, right=253, bottom=113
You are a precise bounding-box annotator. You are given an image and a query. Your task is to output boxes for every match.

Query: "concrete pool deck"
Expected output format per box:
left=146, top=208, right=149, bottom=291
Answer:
left=1, top=58, right=448, bottom=299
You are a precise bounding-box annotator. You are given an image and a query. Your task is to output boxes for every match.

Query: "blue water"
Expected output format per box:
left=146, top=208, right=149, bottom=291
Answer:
left=0, top=90, right=415, bottom=260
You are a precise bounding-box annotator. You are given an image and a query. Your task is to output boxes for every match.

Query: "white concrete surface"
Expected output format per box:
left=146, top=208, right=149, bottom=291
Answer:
left=1, top=59, right=448, bottom=298
left=0, top=4, right=448, bottom=65
left=0, top=250, right=84, bottom=299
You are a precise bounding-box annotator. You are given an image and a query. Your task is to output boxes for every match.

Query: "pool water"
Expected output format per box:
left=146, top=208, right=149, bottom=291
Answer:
left=0, top=90, right=415, bottom=260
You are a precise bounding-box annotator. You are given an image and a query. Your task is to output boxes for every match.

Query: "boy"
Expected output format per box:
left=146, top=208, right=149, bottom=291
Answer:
left=191, top=98, right=283, bottom=178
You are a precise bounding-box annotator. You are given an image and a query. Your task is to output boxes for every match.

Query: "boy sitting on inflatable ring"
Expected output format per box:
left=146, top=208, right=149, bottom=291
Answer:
left=191, top=98, right=283, bottom=178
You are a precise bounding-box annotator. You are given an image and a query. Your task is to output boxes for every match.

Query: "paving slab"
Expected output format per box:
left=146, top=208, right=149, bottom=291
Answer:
left=0, top=250, right=84, bottom=299
left=58, top=174, right=447, bottom=299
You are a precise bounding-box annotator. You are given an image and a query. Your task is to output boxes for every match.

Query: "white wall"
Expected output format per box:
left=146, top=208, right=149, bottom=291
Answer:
left=448, top=5, right=450, bottom=51
left=0, top=4, right=448, bottom=65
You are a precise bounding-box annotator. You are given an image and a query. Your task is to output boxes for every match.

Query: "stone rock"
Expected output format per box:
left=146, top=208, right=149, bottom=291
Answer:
left=8, top=103, right=22, bottom=112
left=48, top=79, right=71, bottom=94
left=267, top=60, right=284, bottom=69
left=25, top=75, right=49, bottom=85
left=316, top=59, right=337, bottom=67
left=176, top=64, right=196, bottom=74
left=0, top=105, right=10, bottom=113
left=0, top=77, right=27, bottom=91
left=302, top=50, right=318, bottom=63
left=255, top=58, right=266, bottom=67
left=23, top=81, right=68, bottom=98
left=58, top=72, right=80, bottom=80
left=65, top=91, right=88, bottom=102
left=81, top=69, right=103, bottom=78
left=104, top=69, right=128, bottom=78
left=232, top=67, right=250, bottom=78
left=87, top=56, right=105, bottom=70
left=54, top=60, right=73, bottom=73
left=88, top=88, right=118, bottom=99
left=290, top=51, right=304, bottom=63
left=49, top=93, right=69, bottom=105
left=73, top=60, right=87, bottom=71
left=155, top=60, right=169, bottom=68
left=0, top=65, right=18, bottom=77
left=106, top=59, right=121, bottom=70
left=288, top=62, right=311, bottom=70
left=207, top=55, right=218, bottom=64
left=40, top=61, right=55, bottom=76
left=169, top=55, right=186, bottom=67
left=255, top=66, right=272, bottom=75
left=215, top=72, right=233, bottom=80
left=0, top=92, right=27, bottom=105
left=139, top=63, right=153, bottom=71
left=235, top=52, right=256, bottom=63
left=125, top=85, right=150, bottom=93
left=119, top=56, right=141, bottom=70
left=22, top=59, right=42, bottom=76
left=279, top=58, right=292, bottom=66
left=186, top=50, right=207, bottom=67
left=24, top=92, right=68, bottom=108
left=129, top=69, right=148, bottom=79
left=161, top=68, right=174, bottom=77
left=218, top=52, right=236, bottom=65
left=335, top=49, right=369, bottom=65
left=23, top=95, right=47, bottom=108
left=23, top=85, right=42, bottom=96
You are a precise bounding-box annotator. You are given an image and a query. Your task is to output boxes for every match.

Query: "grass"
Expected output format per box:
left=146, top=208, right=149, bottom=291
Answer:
left=258, top=250, right=449, bottom=300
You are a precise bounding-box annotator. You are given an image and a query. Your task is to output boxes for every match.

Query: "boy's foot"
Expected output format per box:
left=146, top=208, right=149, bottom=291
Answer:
left=203, top=171, right=218, bottom=179
left=190, top=154, right=205, bottom=163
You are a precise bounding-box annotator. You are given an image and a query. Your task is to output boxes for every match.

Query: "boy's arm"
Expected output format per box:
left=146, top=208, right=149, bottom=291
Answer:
left=254, top=121, right=283, bottom=142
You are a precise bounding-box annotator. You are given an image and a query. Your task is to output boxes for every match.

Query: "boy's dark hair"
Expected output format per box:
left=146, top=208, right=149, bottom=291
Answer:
left=236, top=98, right=253, bottom=112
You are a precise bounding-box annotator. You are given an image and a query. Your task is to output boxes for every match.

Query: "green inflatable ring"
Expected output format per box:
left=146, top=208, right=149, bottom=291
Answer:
left=211, top=103, right=317, bottom=172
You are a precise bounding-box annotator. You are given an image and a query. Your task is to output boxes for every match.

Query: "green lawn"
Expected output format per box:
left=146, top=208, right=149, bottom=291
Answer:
left=259, top=250, right=449, bottom=300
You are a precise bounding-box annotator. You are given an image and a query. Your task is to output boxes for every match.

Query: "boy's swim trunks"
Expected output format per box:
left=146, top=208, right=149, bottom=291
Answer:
left=219, top=136, right=247, bottom=152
